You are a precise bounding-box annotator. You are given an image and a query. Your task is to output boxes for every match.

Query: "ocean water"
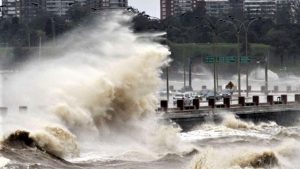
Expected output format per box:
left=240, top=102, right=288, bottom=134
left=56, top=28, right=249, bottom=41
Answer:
left=1, top=114, right=299, bottom=169
left=0, top=11, right=299, bottom=169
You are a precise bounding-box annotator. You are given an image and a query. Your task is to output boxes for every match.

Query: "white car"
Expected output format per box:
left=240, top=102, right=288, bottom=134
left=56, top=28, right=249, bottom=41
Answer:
left=173, top=93, right=184, bottom=105
left=173, top=93, right=192, bottom=105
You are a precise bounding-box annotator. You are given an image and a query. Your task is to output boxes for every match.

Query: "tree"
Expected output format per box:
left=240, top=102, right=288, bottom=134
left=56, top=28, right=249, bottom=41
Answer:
left=128, top=7, right=163, bottom=33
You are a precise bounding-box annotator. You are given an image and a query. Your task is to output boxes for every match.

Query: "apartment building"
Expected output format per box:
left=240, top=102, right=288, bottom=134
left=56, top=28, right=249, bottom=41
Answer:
left=244, top=0, right=277, bottom=18
left=161, top=0, right=203, bottom=19
left=160, top=0, right=289, bottom=19
left=87, top=0, right=127, bottom=10
left=2, top=0, right=21, bottom=18
left=205, top=0, right=230, bottom=17
left=45, top=0, right=74, bottom=16
left=2, top=0, right=128, bottom=19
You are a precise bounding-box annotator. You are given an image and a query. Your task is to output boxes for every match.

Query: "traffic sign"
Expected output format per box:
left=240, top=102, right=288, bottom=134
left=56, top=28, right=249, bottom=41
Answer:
left=204, top=56, right=252, bottom=64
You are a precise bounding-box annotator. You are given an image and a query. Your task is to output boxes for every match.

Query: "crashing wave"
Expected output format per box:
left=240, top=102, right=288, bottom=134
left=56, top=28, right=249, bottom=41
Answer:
left=0, top=11, right=197, bottom=164
left=189, top=150, right=279, bottom=169
left=233, top=151, right=278, bottom=168
left=2, top=127, right=79, bottom=159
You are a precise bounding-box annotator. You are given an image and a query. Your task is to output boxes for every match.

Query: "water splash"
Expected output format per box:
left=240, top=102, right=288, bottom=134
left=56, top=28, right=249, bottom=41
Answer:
left=0, top=11, right=193, bottom=160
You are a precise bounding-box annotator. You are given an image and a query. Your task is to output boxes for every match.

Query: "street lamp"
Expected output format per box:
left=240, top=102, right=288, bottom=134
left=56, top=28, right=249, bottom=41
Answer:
left=220, top=17, right=261, bottom=97
left=195, top=16, right=220, bottom=100
left=219, top=18, right=243, bottom=97
left=244, top=17, right=261, bottom=97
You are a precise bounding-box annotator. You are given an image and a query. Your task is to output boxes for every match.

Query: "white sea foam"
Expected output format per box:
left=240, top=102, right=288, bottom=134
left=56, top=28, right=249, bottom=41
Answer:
left=0, top=156, right=10, bottom=168
left=180, top=114, right=280, bottom=142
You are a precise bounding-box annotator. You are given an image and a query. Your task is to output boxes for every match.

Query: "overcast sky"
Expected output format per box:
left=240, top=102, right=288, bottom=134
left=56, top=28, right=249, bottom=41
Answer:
left=128, top=0, right=160, bottom=18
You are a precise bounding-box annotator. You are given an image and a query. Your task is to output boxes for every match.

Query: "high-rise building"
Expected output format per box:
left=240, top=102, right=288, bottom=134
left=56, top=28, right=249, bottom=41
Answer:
left=228, top=0, right=244, bottom=16
left=205, top=0, right=230, bottom=17
left=108, top=0, right=127, bottom=8
left=160, top=0, right=174, bottom=20
left=20, top=0, right=46, bottom=20
left=276, top=0, right=295, bottom=23
left=244, top=0, right=277, bottom=18
left=2, top=0, right=21, bottom=18
left=45, top=0, right=75, bottom=16
left=87, top=0, right=128, bottom=10
left=160, top=0, right=203, bottom=19
left=160, top=0, right=291, bottom=19
left=2, top=0, right=128, bottom=19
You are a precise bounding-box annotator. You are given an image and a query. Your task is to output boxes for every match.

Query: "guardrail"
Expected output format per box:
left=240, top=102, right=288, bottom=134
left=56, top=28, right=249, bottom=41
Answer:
left=159, top=94, right=300, bottom=112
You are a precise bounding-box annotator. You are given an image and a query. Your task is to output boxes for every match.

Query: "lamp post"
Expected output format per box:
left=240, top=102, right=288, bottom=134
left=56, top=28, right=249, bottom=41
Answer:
left=245, top=18, right=260, bottom=97
left=197, top=17, right=220, bottom=100
left=220, top=17, right=260, bottom=97
left=220, top=18, right=243, bottom=97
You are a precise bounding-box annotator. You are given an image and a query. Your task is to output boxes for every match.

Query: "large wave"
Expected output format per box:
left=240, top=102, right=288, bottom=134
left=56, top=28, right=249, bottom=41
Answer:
left=0, top=11, right=193, bottom=160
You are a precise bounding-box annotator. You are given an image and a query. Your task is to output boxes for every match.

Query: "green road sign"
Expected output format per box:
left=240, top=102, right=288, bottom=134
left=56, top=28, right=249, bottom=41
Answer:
left=204, top=56, right=252, bottom=64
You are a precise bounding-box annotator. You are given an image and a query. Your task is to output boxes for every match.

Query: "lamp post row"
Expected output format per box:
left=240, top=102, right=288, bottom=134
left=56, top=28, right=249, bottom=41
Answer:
left=165, top=17, right=261, bottom=101
left=219, top=17, right=260, bottom=97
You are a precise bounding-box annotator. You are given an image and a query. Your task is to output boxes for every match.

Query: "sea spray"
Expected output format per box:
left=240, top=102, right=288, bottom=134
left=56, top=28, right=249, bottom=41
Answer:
left=0, top=11, right=194, bottom=160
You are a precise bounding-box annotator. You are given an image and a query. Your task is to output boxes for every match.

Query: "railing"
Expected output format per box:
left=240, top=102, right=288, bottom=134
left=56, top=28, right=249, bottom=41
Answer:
left=159, top=94, right=300, bottom=113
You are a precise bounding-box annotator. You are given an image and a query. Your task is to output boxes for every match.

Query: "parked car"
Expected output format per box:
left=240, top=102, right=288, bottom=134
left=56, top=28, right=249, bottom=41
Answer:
left=220, top=88, right=234, bottom=98
left=190, top=91, right=203, bottom=101
left=173, top=93, right=184, bottom=105
left=173, top=92, right=194, bottom=106
left=202, top=90, right=223, bottom=101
